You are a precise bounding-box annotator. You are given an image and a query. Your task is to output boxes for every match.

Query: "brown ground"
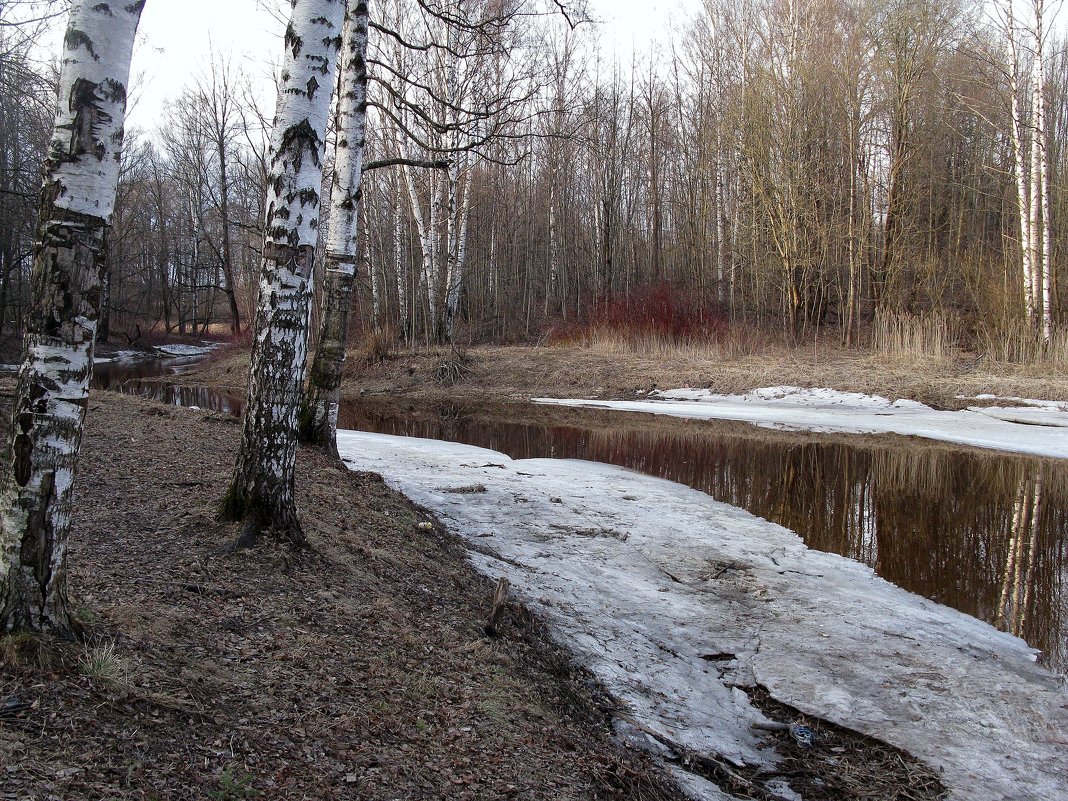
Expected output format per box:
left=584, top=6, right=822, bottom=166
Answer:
left=188, top=342, right=1068, bottom=411
left=0, top=388, right=682, bottom=801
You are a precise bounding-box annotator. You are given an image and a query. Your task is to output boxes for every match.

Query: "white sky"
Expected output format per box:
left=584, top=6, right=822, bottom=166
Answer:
left=35, top=0, right=704, bottom=134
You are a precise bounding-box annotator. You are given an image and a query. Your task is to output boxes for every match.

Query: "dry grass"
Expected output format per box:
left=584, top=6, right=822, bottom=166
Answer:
left=364, top=341, right=1068, bottom=410
left=184, top=330, right=1068, bottom=417
left=872, top=310, right=953, bottom=361
left=571, top=325, right=769, bottom=362
left=359, top=325, right=400, bottom=365
left=980, top=322, right=1068, bottom=371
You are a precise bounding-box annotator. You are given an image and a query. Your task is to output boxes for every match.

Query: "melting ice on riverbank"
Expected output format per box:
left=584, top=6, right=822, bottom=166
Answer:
left=534, top=386, right=1068, bottom=459
left=337, top=430, right=1067, bottom=801
left=152, top=342, right=224, bottom=358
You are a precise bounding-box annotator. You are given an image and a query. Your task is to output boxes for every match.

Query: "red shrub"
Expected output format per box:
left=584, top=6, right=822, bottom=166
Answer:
left=548, top=283, right=728, bottom=344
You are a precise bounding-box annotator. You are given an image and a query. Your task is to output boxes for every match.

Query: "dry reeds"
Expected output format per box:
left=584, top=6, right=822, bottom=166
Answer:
left=979, top=322, right=1068, bottom=371
left=567, top=327, right=767, bottom=361
left=434, top=344, right=472, bottom=385
left=360, top=326, right=399, bottom=364
left=872, top=310, right=953, bottom=361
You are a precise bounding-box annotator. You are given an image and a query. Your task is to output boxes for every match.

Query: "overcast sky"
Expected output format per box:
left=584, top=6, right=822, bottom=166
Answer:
left=85, top=0, right=702, bottom=133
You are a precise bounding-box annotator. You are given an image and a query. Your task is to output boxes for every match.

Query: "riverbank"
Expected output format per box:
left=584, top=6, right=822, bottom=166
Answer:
left=187, top=342, right=1068, bottom=411
left=0, top=387, right=679, bottom=800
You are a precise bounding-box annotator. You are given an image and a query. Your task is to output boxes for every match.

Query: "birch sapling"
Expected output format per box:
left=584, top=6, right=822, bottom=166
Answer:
left=300, top=0, right=370, bottom=455
left=222, top=0, right=345, bottom=544
left=0, top=0, right=144, bottom=634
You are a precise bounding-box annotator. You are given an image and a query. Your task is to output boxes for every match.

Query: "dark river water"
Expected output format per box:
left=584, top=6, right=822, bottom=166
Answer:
left=94, top=357, right=1068, bottom=672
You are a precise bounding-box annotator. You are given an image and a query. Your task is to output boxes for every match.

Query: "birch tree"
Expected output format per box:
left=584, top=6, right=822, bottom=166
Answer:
left=998, top=0, right=1056, bottom=340
left=0, top=0, right=143, bottom=634
left=222, top=0, right=345, bottom=545
left=301, top=0, right=369, bottom=454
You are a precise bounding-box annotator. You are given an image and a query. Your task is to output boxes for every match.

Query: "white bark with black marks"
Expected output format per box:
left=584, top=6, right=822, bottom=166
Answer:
left=224, top=0, right=345, bottom=544
left=301, top=0, right=370, bottom=454
left=0, top=0, right=143, bottom=634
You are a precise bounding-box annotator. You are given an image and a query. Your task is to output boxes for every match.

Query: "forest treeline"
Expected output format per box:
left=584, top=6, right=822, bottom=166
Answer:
left=1, top=0, right=1064, bottom=351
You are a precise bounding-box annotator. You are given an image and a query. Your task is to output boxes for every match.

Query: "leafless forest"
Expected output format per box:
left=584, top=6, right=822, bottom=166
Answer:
left=1, top=0, right=1065, bottom=353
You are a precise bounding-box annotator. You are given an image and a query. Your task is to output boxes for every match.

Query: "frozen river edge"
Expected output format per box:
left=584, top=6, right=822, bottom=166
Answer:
left=533, top=386, right=1068, bottom=460
left=337, top=431, right=1067, bottom=801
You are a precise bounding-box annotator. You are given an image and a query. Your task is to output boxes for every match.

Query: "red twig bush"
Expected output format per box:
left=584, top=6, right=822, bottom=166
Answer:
left=547, top=283, right=729, bottom=348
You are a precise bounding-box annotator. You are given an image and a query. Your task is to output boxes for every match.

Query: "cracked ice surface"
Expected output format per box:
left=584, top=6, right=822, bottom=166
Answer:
left=336, top=431, right=1068, bottom=801
left=536, top=386, right=1068, bottom=459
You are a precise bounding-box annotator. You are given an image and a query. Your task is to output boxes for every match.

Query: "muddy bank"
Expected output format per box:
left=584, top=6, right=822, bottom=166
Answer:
left=0, top=387, right=680, bottom=801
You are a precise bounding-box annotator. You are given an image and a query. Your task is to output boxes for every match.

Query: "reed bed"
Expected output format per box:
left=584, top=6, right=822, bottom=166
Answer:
left=872, top=310, right=953, bottom=361
left=980, top=322, right=1068, bottom=371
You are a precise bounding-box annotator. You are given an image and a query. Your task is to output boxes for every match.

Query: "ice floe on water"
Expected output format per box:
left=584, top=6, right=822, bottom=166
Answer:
left=336, top=431, right=1068, bottom=801
left=152, top=342, right=223, bottom=358
left=536, top=386, right=1068, bottom=459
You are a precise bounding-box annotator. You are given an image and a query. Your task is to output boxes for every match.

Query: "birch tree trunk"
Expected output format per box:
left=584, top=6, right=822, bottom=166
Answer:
left=222, top=0, right=345, bottom=544
left=0, top=0, right=143, bottom=635
left=444, top=160, right=474, bottom=342
left=300, top=0, right=369, bottom=455
left=1002, top=0, right=1037, bottom=322
left=1029, top=69, right=1042, bottom=320
left=1032, top=0, right=1053, bottom=341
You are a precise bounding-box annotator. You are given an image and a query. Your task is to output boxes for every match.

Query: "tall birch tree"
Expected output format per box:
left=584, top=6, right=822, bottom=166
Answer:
left=300, top=0, right=369, bottom=454
left=998, top=0, right=1056, bottom=339
left=0, top=0, right=143, bottom=634
left=222, top=0, right=345, bottom=545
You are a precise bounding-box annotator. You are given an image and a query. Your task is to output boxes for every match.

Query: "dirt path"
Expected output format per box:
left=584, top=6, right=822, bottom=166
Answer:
left=0, top=388, right=680, bottom=801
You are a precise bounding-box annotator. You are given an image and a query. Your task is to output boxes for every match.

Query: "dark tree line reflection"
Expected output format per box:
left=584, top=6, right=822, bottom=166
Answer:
left=339, top=401, right=1067, bottom=672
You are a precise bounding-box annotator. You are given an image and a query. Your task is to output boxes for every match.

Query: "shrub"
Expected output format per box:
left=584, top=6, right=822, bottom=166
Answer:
left=546, top=282, right=729, bottom=348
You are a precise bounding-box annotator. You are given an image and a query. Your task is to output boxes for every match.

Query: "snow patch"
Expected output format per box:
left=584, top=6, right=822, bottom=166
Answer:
left=152, top=343, right=223, bottom=358
left=535, top=387, right=1068, bottom=459
left=337, top=431, right=1068, bottom=801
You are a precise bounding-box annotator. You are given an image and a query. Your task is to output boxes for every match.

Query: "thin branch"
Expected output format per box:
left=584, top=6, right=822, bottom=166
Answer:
left=363, top=157, right=451, bottom=172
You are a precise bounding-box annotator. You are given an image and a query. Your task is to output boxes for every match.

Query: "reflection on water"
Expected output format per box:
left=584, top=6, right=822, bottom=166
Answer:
left=93, top=357, right=245, bottom=417
left=93, top=359, right=1067, bottom=672
left=337, top=400, right=1068, bottom=673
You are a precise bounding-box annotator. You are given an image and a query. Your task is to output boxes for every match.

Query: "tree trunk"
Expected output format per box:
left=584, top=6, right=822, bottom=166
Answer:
left=0, top=0, right=143, bottom=635
left=1003, top=1, right=1036, bottom=323
left=1032, top=0, right=1053, bottom=341
left=222, top=0, right=345, bottom=545
left=444, top=164, right=474, bottom=343
left=218, top=133, right=241, bottom=336
left=300, top=0, right=369, bottom=455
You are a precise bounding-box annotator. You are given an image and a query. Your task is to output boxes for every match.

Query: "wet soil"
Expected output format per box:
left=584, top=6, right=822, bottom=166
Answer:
left=0, top=387, right=682, bottom=801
